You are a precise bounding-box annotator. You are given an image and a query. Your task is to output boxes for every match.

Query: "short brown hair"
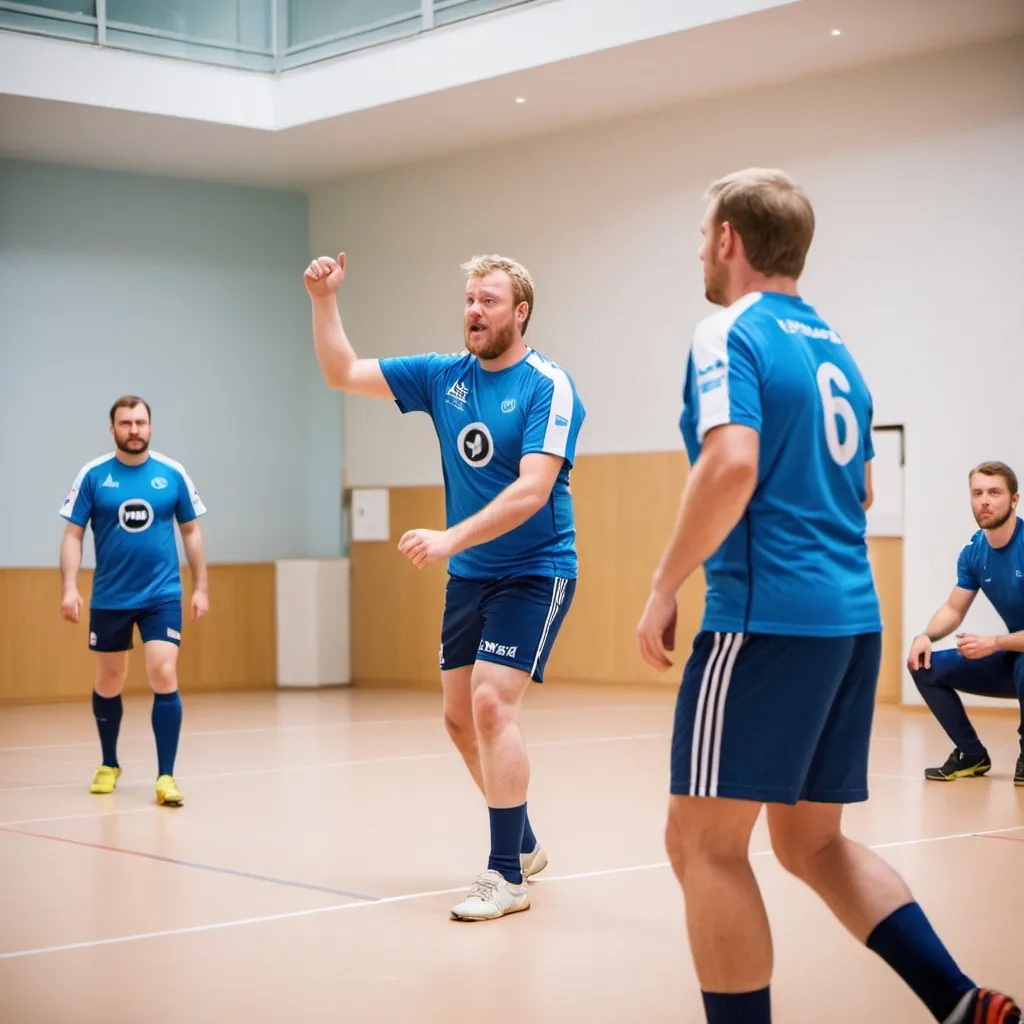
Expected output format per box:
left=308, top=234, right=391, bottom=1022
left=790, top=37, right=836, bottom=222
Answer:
left=109, top=395, right=151, bottom=424
left=704, top=168, right=815, bottom=279
left=461, top=254, right=535, bottom=335
left=968, top=460, right=1018, bottom=495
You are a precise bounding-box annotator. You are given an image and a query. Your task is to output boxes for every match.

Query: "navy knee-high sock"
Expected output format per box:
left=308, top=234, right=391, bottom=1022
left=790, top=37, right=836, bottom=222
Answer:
left=521, top=804, right=538, bottom=854
left=701, top=989, right=771, bottom=1024
left=487, top=804, right=526, bottom=884
left=151, top=691, right=182, bottom=777
left=866, top=903, right=975, bottom=1021
left=92, top=691, right=122, bottom=769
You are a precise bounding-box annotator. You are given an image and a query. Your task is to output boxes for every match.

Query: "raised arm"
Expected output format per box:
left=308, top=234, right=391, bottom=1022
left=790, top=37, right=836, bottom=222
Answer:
left=304, top=253, right=394, bottom=399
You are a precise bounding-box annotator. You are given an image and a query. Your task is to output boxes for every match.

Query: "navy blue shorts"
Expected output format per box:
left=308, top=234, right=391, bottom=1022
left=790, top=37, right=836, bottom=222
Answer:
left=671, top=630, right=882, bottom=805
left=89, top=600, right=182, bottom=653
left=440, top=575, right=576, bottom=682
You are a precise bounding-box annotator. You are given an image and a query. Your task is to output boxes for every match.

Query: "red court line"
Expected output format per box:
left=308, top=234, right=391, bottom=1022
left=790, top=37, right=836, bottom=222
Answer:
left=0, top=825, right=378, bottom=900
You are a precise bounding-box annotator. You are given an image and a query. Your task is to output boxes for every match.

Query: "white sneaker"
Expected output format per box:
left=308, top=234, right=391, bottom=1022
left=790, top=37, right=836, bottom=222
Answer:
left=521, top=844, right=548, bottom=879
left=450, top=869, right=530, bottom=921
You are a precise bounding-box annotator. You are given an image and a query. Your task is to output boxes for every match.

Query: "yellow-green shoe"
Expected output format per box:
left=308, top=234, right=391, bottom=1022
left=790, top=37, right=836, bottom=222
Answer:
left=156, top=774, right=183, bottom=807
left=89, top=765, right=121, bottom=794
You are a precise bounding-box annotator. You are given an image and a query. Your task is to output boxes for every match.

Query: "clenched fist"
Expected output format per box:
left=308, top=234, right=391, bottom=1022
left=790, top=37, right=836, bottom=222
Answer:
left=304, top=253, right=346, bottom=299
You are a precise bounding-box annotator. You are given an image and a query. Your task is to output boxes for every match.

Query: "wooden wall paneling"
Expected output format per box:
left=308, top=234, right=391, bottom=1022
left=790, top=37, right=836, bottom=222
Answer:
left=0, top=564, right=276, bottom=704
left=867, top=536, right=904, bottom=704
left=350, top=486, right=448, bottom=685
left=347, top=453, right=906, bottom=701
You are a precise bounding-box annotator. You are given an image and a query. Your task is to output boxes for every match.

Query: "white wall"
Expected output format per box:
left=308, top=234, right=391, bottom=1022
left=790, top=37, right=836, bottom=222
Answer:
left=0, top=159, right=343, bottom=568
left=307, top=35, right=1024, bottom=702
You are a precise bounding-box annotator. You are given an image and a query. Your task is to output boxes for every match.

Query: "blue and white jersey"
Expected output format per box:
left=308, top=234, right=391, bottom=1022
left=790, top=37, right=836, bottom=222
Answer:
left=956, top=517, right=1024, bottom=633
left=379, top=348, right=585, bottom=580
left=59, top=451, right=206, bottom=610
left=679, top=291, right=881, bottom=637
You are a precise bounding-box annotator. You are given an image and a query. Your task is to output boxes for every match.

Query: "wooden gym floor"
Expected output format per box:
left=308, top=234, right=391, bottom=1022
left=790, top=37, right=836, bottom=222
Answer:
left=0, top=683, right=1021, bottom=1023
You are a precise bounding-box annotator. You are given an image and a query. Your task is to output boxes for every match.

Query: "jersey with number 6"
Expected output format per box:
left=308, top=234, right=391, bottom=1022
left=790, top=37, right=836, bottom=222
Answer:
left=679, top=291, right=881, bottom=637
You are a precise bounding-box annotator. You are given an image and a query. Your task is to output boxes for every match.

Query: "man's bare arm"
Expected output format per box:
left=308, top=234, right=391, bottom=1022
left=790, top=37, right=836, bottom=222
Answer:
left=304, top=253, right=394, bottom=399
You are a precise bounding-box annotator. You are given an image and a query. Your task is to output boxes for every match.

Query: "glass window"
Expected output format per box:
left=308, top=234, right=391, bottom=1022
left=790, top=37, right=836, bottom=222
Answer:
left=105, top=0, right=272, bottom=53
left=20, top=0, right=94, bottom=12
left=433, top=0, right=532, bottom=30
left=0, top=1, right=95, bottom=41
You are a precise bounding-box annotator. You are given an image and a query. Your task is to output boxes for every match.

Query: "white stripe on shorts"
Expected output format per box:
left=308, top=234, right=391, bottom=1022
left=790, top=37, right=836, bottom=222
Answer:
left=689, top=631, right=744, bottom=797
left=530, top=577, right=568, bottom=677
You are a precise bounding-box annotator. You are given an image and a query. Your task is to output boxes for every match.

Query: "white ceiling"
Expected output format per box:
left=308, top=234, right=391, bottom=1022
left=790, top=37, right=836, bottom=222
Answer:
left=0, top=0, right=1022, bottom=189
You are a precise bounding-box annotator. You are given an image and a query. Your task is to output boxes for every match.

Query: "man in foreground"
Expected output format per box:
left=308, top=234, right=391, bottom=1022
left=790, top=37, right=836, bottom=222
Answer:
left=636, top=168, right=1019, bottom=1023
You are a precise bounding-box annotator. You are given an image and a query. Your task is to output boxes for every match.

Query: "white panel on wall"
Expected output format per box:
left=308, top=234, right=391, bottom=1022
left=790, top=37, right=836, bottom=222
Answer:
left=350, top=488, right=390, bottom=542
left=276, top=558, right=351, bottom=687
left=867, top=427, right=903, bottom=538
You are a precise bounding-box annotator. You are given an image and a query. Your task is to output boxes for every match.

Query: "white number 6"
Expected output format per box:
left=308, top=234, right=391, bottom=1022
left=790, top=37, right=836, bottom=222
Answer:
left=816, top=361, right=859, bottom=466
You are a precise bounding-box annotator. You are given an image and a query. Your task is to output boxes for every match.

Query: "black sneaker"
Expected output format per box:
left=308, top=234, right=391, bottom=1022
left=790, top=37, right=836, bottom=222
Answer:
left=924, top=748, right=992, bottom=781
left=1014, top=753, right=1024, bottom=788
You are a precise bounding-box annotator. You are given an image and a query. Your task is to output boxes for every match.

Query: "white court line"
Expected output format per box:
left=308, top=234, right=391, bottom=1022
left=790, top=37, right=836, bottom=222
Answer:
left=0, top=732, right=672, bottom=794
left=0, top=715, right=443, bottom=752
left=0, top=704, right=666, bottom=754
left=0, top=731, right=948, bottom=796
left=0, top=807, right=158, bottom=828
left=0, top=770, right=928, bottom=828
left=1, top=823, right=1021, bottom=962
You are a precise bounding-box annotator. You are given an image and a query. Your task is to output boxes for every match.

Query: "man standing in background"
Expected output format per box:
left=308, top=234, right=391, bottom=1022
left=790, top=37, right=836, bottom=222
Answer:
left=59, top=395, right=209, bottom=807
left=907, top=460, right=1024, bottom=786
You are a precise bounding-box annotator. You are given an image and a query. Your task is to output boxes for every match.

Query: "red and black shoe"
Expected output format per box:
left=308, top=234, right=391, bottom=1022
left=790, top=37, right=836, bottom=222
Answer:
left=945, top=988, right=1021, bottom=1024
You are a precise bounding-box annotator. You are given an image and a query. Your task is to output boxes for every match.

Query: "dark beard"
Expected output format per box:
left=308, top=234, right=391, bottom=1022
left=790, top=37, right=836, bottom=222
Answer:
left=116, top=437, right=149, bottom=455
left=975, top=506, right=1013, bottom=530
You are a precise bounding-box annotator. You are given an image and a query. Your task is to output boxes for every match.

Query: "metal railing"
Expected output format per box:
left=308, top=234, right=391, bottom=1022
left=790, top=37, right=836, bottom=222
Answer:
left=0, top=0, right=536, bottom=72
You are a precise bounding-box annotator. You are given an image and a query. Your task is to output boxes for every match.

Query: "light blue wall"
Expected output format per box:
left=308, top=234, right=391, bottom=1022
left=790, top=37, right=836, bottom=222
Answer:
left=0, top=159, right=342, bottom=568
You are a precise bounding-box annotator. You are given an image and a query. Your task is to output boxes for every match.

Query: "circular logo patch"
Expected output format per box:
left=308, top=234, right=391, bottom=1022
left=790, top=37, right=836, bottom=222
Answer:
left=118, top=498, right=154, bottom=532
left=457, top=422, right=494, bottom=467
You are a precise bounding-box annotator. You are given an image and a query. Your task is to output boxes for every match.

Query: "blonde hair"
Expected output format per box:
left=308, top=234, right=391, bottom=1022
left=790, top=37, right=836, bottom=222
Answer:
left=461, top=254, right=535, bottom=335
left=704, top=168, right=815, bottom=279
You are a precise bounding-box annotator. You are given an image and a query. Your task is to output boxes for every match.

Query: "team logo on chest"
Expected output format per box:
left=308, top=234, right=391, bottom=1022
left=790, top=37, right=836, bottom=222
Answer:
left=118, top=498, right=154, bottom=532
left=457, top=422, right=494, bottom=467
left=446, top=380, right=470, bottom=412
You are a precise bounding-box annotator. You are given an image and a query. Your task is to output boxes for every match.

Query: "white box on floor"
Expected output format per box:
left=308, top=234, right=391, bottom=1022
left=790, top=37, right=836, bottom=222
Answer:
left=275, top=558, right=351, bottom=687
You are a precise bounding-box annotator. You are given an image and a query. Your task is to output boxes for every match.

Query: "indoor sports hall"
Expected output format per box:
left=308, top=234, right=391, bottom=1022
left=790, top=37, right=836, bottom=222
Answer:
left=1, top=2, right=1022, bottom=1022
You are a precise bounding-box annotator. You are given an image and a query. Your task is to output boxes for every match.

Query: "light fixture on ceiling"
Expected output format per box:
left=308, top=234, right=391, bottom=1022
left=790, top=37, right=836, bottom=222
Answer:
left=515, top=97, right=526, bottom=104
left=830, top=28, right=841, bottom=36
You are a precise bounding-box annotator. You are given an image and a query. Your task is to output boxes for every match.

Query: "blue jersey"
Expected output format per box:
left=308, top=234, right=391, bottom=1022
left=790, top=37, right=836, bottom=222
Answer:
left=59, top=451, right=206, bottom=610
left=679, top=291, right=881, bottom=637
left=379, top=348, right=585, bottom=580
left=956, top=517, right=1024, bottom=633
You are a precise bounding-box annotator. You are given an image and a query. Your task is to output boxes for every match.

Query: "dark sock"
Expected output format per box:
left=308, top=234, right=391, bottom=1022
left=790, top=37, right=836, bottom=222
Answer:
left=865, top=903, right=975, bottom=1021
left=701, top=988, right=771, bottom=1024
left=487, top=804, right=526, bottom=884
left=151, top=691, right=182, bottom=777
left=521, top=804, right=538, bottom=854
left=92, top=691, right=122, bottom=769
